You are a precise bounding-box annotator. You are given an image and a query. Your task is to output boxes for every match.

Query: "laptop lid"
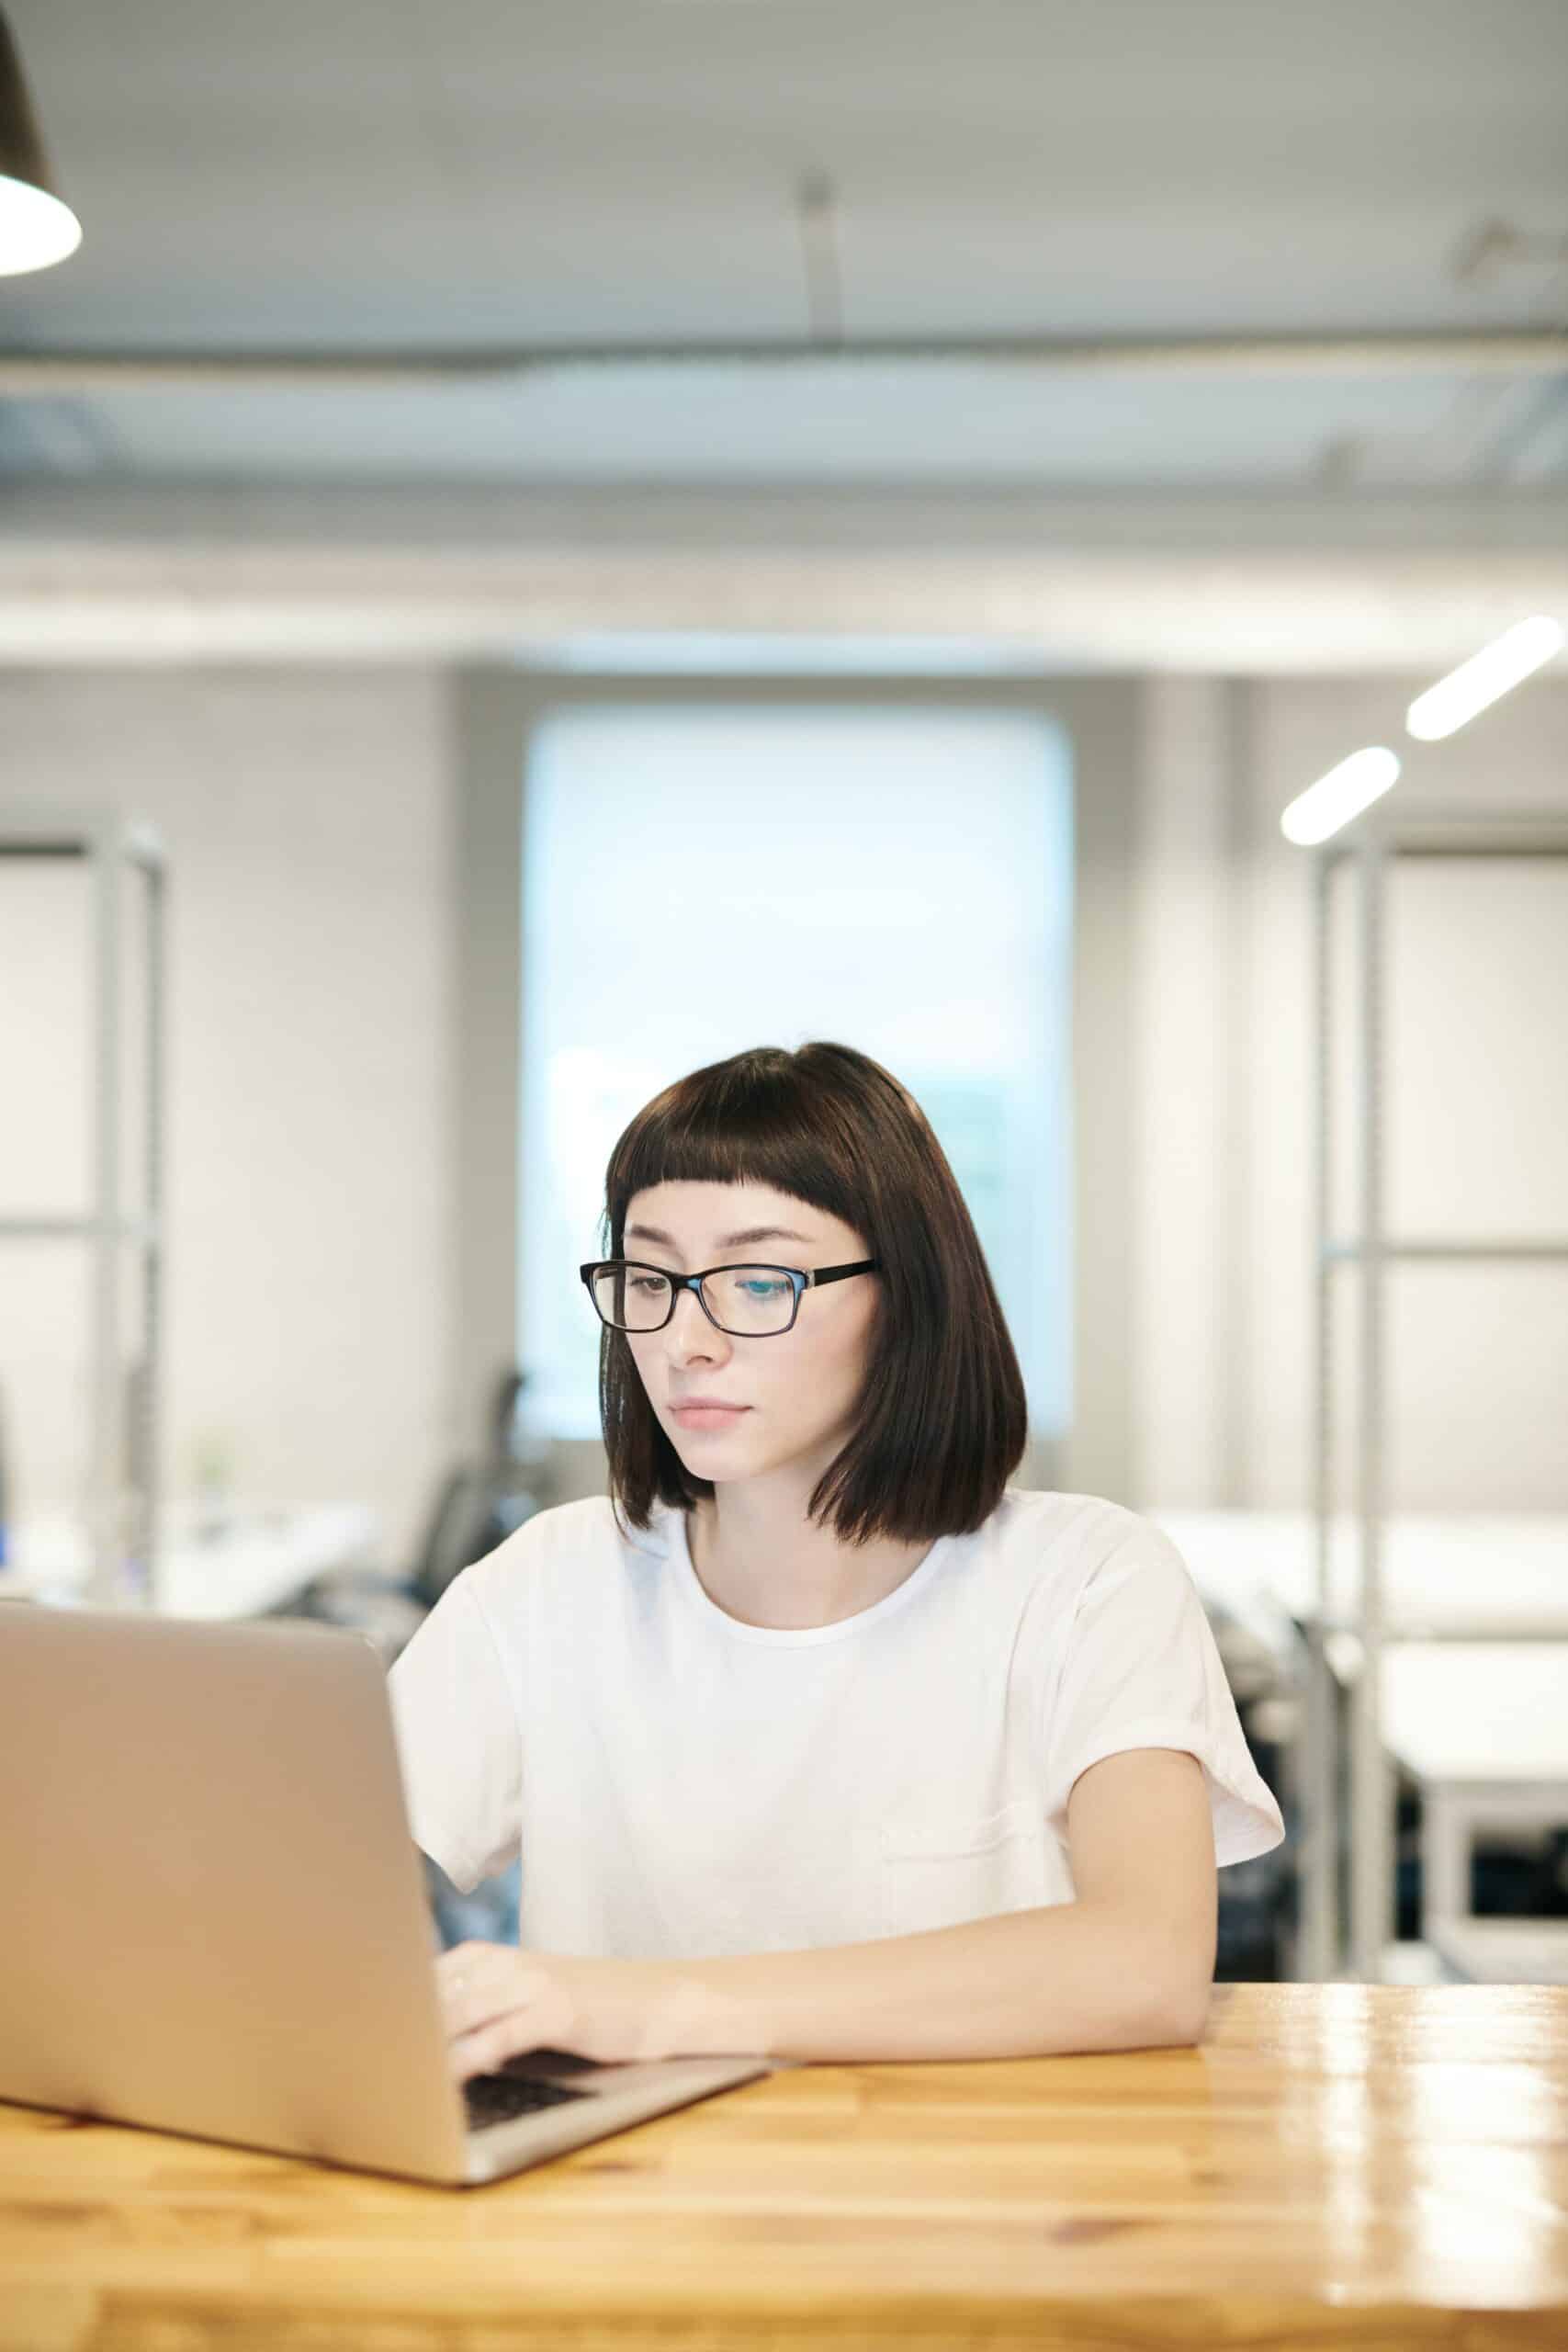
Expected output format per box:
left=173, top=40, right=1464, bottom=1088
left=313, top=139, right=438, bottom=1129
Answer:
left=0, top=1604, right=479, bottom=2181
left=0, top=1603, right=777, bottom=2188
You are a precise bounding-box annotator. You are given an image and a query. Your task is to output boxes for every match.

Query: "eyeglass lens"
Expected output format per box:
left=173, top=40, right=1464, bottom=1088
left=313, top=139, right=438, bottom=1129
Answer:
left=591, top=1264, right=795, bottom=1334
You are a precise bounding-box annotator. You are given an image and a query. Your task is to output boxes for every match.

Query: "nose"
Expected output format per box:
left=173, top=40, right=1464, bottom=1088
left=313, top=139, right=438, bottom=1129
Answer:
left=664, top=1283, right=729, bottom=1363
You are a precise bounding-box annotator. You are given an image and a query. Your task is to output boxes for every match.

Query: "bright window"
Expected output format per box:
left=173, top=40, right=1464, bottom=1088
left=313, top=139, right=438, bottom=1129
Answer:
left=519, top=704, right=1074, bottom=1442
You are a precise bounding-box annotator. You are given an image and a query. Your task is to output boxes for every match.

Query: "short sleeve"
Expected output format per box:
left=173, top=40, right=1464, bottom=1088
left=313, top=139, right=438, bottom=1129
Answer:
left=1040, top=1519, right=1286, bottom=1869
left=386, top=1571, right=523, bottom=1894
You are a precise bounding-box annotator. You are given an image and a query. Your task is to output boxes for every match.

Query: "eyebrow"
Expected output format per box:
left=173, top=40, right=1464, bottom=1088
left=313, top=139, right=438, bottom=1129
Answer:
left=623, top=1223, right=814, bottom=1253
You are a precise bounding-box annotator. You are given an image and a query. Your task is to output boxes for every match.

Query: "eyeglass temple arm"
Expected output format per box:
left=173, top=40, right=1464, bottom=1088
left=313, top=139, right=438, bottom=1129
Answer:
left=805, top=1259, right=879, bottom=1287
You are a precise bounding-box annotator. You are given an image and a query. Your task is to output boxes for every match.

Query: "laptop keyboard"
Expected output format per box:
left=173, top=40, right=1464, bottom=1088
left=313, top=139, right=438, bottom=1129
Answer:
left=462, top=2061, right=595, bottom=2134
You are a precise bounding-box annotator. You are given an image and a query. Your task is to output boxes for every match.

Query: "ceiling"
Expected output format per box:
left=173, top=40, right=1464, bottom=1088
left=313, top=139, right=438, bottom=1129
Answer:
left=2, top=0, right=1566, bottom=493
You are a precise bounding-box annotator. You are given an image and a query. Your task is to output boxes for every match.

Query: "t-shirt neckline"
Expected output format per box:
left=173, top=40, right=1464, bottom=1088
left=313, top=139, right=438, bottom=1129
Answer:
left=665, top=1502, right=953, bottom=1646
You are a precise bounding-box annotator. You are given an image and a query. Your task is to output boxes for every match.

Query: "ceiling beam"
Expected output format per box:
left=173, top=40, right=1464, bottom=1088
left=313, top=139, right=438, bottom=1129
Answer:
left=1, top=324, right=1565, bottom=395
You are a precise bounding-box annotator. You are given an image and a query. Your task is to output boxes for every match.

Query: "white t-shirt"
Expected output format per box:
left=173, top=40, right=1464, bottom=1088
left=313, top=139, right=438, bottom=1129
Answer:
left=386, top=1486, right=1286, bottom=1962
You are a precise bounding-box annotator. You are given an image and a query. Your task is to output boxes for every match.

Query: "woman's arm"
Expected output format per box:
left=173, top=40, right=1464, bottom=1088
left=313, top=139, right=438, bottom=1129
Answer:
left=437, top=1753, right=1217, bottom=2075
left=627, top=1747, right=1217, bottom=2064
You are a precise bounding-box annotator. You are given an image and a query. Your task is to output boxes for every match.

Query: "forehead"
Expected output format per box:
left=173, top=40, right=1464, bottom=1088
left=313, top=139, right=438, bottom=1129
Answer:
left=623, top=1182, right=829, bottom=1254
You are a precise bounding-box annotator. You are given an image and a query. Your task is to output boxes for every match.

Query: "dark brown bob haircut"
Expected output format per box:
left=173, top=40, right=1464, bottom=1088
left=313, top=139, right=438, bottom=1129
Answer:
left=594, top=1040, right=1028, bottom=1547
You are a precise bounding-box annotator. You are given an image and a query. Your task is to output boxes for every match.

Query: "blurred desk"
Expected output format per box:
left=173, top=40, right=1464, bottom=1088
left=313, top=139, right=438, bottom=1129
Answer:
left=0, top=1502, right=378, bottom=1619
left=1150, top=1508, right=1568, bottom=1641
left=2, top=1986, right=1566, bottom=2348
left=1154, top=1514, right=1568, bottom=1987
left=1368, top=1644, right=1568, bottom=1976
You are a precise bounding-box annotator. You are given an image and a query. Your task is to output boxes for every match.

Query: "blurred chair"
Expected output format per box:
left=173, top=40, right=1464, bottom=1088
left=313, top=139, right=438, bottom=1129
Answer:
left=254, top=1366, right=552, bottom=1947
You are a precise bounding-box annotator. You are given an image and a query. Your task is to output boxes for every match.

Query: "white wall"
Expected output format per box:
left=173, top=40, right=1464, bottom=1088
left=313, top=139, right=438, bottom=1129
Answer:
left=0, top=668, right=457, bottom=1566
left=1131, top=676, right=1237, bottom=1505
left=1134, top=673, right=1568, bottom=1510
left=4, top=657, right=1563, bottom=1564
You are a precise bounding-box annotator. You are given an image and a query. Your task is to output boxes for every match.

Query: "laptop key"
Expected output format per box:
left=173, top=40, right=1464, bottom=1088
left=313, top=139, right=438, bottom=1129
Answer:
left=462, top=2068, right=593, bottom=2132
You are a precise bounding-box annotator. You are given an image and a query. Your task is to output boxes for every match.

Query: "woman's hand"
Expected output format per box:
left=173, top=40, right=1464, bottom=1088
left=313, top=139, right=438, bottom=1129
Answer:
left=435, top=1939, right=678, bottom=2079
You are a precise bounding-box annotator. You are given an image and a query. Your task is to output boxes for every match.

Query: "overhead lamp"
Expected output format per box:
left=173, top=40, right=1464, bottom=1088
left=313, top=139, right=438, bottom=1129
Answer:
left=0, top=6, right=82, bottom=276
left=1280, top=747, right=1402, bottom=846
left=1405, top=615, right=1565, bottom=741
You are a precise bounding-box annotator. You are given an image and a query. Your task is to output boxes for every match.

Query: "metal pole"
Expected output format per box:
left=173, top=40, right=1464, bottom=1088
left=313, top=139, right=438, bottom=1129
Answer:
left=1301, top=843, right=1339, bottom=1979
left=136, top=855, right=166, bottom=1609
left=88, top=829, right=125, bottom=1608
left=1349, top=831, right=1392, bottom=1980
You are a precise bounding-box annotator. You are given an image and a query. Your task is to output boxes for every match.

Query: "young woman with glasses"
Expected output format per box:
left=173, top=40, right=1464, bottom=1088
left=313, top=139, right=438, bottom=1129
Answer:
left=389, top=1041, right=1284, bottom=2083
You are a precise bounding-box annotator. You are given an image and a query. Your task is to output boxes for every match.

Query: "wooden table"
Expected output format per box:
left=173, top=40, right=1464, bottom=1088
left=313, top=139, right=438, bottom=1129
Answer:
left=3, top=1985, right=1566, bottom=2349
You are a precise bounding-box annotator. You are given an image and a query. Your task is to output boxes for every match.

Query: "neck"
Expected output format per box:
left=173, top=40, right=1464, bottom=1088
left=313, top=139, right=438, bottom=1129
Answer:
left=687, top=1473, right=933, bottom=1631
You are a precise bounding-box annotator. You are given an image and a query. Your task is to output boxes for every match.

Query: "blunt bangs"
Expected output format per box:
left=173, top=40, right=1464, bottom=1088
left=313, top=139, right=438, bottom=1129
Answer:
left=594, top=1042, right=1030, bottom=1548
left=604, top=1052, right=876, bottom=1261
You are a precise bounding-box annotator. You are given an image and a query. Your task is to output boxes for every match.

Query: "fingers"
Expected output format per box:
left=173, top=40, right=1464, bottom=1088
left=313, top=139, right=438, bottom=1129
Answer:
left=435, top=1939, right=582, bottom=2079
left=442, top=1952, right=522, bottom=2083
left=436, top=1937, right=496, bottom=1992
left=449, top=2018, right=518, bottom=2085
left=436, top=1939, right=507, bottom=2028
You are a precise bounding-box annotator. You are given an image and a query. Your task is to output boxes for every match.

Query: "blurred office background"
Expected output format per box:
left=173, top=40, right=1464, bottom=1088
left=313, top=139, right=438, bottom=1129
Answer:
left=1, top=0, right=1565, bottom=1980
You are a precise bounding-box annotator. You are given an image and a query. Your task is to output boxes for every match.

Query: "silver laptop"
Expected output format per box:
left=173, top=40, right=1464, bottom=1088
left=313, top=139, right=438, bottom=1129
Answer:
left=0, top=1602, right=778, bottom=2187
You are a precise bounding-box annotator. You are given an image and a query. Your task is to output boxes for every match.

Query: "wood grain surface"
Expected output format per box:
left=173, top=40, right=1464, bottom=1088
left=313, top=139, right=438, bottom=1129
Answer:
left=2, top=1984, right=1566, bottom=2349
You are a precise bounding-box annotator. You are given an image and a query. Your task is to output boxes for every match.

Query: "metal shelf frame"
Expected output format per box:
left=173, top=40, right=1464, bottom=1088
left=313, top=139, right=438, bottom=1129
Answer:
left=1303, top=807, right=1568, bottom=1984
left=0, top=813, right=167, bottom=1609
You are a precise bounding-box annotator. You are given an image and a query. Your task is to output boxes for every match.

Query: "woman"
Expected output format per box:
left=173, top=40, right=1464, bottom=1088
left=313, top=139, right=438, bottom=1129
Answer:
left=389, top=1041, right=1284, bottom=2081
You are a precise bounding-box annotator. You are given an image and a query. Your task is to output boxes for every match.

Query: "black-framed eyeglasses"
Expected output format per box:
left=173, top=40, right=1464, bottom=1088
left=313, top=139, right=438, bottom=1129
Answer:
left=579, top=1257, right=881, bottom=1338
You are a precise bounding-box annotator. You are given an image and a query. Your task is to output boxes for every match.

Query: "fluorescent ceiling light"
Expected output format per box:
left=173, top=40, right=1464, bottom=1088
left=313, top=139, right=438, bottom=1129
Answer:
left=1405, top=615, right=1565, bottom=741
left=1280, top=746, right=1402, bottom=846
